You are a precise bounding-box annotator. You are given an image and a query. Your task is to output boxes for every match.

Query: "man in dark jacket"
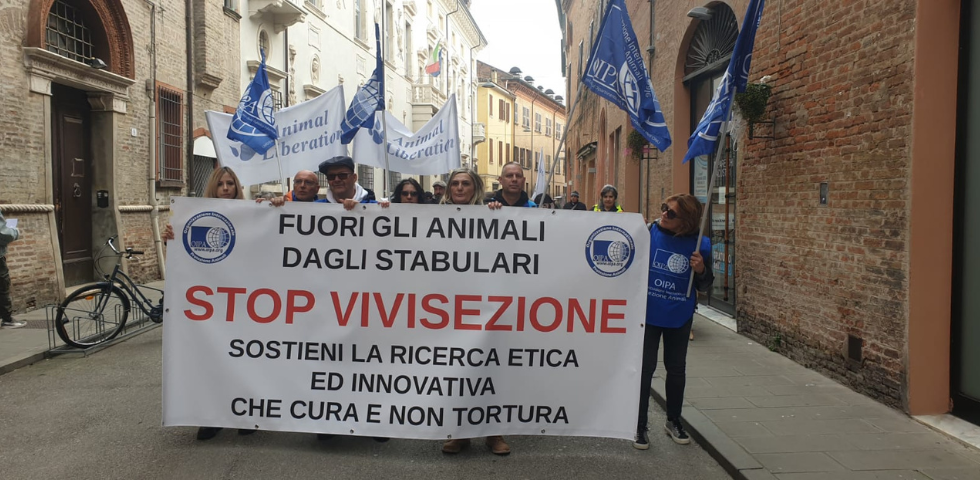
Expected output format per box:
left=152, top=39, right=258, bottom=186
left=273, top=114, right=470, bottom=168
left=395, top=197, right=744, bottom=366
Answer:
left=316, top=156, right=377, bottom=208
left=563, top=191, right=586, bottom=210
left=489, top=162, right=536, bottom=208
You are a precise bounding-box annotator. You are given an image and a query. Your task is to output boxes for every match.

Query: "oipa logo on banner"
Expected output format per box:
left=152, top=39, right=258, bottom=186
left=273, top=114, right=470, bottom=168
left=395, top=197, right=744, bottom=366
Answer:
left=585, top=226, right=635, bottom=277
left=182, top=211, right=237, bottom=264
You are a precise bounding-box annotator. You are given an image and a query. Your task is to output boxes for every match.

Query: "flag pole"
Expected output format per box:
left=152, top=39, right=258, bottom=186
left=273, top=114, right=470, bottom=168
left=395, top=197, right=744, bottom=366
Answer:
left=379, top=11, right=392, bottom=199
left=685, top=114, right=731, bottom=298
left=538, top=81, right=585, bottom=207
left=272, top=139, right=287, bottom=194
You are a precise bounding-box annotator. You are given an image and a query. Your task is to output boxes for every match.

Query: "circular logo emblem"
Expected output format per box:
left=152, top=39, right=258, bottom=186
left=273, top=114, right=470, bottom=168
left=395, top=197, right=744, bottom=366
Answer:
left=182, top=211, right=236, bottom=264
left=585, top=226, right=636, bottom=277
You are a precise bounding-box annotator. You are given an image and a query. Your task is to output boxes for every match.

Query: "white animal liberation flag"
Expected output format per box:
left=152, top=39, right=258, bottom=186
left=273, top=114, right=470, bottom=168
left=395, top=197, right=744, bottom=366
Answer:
left=351, top=95, right=461, bottom=175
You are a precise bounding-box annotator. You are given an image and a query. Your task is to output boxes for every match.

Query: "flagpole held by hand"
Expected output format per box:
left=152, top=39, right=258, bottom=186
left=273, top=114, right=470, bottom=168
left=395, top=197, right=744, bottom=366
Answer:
left=685, top=116, right=729, bottom=298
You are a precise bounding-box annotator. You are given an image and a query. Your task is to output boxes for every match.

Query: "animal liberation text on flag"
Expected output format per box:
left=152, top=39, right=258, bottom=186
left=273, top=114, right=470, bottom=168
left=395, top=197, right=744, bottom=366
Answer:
left=425, top=42, right=442, bottom=76
left=340, top=23, right=385, bottom=145
left=532, top=147, right=548, bottom=200
left=351, top=95, right=460, bottom=175
left=227, top=49, right=278, bottom=155
left=205, top=86, right=347, bottom=187
left=582, top=0, right=671, bottom=152
left=683, top=0, right=766, bottom=163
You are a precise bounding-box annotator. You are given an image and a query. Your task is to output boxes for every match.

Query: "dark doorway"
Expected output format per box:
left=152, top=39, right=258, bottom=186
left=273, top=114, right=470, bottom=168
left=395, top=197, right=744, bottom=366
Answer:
left=953, top=0, right=980, bottom=425
left=52, top=83, right=93, bottom=287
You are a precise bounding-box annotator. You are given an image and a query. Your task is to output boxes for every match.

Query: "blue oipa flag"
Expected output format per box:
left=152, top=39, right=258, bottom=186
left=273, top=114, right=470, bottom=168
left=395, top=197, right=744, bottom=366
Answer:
left=683, top=0, right=766, bottom=163
left=582, top=0, right=670, bottom=152
left=341, top=23, right=386, bottom=144
left=227, top=49, right=278, bottom=155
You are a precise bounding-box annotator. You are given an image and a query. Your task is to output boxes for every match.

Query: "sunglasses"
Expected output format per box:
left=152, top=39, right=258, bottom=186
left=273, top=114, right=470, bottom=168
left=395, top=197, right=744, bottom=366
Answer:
left=326, top=172, right=351, bottom=181
left=400, top=191, right=419, bottom=197
left=660, top=203, right=679, bottom=220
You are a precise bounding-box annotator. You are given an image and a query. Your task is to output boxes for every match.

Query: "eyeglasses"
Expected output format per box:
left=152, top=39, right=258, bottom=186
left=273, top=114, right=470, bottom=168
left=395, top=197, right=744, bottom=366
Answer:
left=400, top=191, right=419, bottom=197
left=660, top=203, right=679, bottom=220
left=326, top=172, right=351, bottom=181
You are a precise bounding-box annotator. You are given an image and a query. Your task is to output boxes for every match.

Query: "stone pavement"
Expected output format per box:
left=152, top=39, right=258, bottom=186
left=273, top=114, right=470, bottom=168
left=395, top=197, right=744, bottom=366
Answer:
left=0, top=280, right=165, bottom=375
left=651, top=314, right=980, bottom=480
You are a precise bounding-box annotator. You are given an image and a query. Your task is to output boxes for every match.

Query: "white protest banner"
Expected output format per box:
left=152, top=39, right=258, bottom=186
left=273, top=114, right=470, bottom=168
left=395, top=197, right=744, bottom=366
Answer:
left=205, top=86, right=347, bottom=187
left=163, top=198, right=648, bottom=440
left=351, top=95, right=460, bottom=175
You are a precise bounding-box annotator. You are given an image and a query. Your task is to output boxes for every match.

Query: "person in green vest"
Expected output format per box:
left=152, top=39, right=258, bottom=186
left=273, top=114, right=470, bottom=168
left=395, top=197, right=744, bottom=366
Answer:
left=593, top=184, right=623, bottom=212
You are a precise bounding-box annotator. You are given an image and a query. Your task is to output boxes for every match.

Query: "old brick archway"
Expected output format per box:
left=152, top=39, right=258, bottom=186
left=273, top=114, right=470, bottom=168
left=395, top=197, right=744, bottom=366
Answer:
left=25, top=0, right=135, bottom=79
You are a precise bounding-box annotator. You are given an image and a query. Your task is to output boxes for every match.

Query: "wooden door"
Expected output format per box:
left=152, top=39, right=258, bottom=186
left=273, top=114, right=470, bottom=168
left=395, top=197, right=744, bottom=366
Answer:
left=52, top=85, right=93, bottom=287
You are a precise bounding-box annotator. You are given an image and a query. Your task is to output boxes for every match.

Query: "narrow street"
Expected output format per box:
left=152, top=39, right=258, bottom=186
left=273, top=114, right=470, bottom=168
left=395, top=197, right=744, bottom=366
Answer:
left=0, top=329, right=731, bottom=479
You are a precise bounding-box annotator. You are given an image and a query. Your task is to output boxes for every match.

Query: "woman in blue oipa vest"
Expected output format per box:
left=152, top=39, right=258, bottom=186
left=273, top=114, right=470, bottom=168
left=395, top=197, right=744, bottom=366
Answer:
left=634, top=193, right=714, bottom=450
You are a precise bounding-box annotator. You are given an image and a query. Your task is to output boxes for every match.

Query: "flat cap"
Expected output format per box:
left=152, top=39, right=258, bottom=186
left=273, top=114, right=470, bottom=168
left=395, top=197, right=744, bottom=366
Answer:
left=570, top=191, right=580, bottom=197
left=433, top=180, right=446, bottom=188
left=318, top=155, right=355, bottom=174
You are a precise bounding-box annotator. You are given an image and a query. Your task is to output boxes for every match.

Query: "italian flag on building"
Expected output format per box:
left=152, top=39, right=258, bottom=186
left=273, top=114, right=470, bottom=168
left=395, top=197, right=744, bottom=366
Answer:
left=425, top=42, right=442, bottom=76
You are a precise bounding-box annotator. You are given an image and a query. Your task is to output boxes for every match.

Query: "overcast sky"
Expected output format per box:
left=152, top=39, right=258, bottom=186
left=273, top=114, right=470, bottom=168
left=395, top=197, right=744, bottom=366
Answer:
left=469, top=0, right=566, bottom=97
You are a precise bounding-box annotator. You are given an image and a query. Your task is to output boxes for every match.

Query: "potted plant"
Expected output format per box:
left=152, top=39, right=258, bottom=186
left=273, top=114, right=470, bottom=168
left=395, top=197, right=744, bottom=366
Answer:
left=626, top=129, right=646, bottom=161
left=733, top=82, right=772, bottom=124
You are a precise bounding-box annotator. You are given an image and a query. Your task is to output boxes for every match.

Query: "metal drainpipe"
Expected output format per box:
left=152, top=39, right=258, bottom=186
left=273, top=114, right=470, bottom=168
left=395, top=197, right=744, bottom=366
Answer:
left=644, top=0, right=656, bottom=219
left=445, top=0, right=460, bottom=95
left=469, top=43, right=478, bottom=168
left=144, top=0, right=165, bottom=279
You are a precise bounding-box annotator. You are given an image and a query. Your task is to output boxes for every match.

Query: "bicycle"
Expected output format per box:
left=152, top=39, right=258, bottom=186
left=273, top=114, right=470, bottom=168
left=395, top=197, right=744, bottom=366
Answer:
left=55, top=236, right=164, bottom=349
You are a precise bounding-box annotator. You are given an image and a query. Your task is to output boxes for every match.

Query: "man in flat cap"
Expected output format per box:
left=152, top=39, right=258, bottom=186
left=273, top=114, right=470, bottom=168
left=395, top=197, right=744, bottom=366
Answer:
left=429, top=180, right=446, bottom=204
left=316, top=156, right=378, bottom=209
left=562, top=191, right=586, bottom=210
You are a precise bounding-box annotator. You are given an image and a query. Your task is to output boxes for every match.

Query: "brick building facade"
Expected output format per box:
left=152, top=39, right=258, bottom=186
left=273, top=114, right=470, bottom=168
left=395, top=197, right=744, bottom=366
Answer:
left=0, top=0, right=239, bottom=310
left=560, top=0, right=967, bottom=419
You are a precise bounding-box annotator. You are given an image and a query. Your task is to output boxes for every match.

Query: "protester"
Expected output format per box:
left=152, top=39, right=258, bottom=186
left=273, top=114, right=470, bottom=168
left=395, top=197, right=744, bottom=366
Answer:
left=256, top=170, right=321, bottom=208
left=593, top=184, right=623, bottom=212
left=634, top=194, right=713, bottom=450
left=391, top=178, right=424, bottom=204
left=563, top=191, right=586, bottom=210
left=437, top=167, right=509, bottom=455
left=430, top=180, right=446, bottom=204
left=423, top=191, right=434, bottom=204
left=316, top=156, right=378, bottom=210
left=0, top=211, right=23, bottom=329
left=163, top=166, right=246, bottom=241
left=488, top=162, right=536, bottom=208
left=533, top=193, right=556, bottom=209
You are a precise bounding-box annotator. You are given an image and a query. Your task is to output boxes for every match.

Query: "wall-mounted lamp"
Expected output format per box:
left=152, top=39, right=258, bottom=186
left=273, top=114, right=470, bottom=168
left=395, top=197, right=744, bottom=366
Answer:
left=88, top=57, right=108, bottom=70
left=687, top=7, right=713, bottom=20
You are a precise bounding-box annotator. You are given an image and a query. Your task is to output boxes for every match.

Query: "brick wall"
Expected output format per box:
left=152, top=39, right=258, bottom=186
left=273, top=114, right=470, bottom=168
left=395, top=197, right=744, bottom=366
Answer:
left=563, top=0, right=916, bottom=407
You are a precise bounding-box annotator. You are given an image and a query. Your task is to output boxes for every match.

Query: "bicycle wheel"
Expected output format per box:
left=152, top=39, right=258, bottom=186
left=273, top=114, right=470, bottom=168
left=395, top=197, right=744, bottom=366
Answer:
left=56, top=283, right=131, bottom=349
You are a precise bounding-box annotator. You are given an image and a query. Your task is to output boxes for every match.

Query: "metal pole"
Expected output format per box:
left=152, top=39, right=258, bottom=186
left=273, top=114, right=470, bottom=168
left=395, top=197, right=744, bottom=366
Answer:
left=539, top=82, right=584, bottom=207
left=379, top=10, right=392, bottom=199
left=685, top=118, right=730, bottom=297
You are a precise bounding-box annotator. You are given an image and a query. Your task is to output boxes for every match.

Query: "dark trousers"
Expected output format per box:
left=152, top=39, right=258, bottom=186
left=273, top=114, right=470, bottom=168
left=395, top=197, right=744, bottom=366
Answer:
left=637, top=318, right=693, bottom=433
left=0, top=257, right=12, bottom=322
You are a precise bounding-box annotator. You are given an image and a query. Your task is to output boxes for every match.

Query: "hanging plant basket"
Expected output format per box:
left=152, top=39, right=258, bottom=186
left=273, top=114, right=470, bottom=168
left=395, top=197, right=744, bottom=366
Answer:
left=626, top=130, right=646, bottom=161
left=734, top=83, right=772, bottom=124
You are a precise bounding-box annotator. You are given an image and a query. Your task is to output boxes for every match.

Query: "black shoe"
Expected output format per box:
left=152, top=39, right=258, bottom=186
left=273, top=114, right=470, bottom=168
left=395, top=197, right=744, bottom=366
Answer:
left=196, top=427, right=222, bottom=440
left=317, top=433, right=335, bottom=440
left=632, top=430, right=649, bottom=450
left=372, top=437, right=390, bottom=443
left=664, top=418, right=691, bottom=445
left=238, top=429, right=257, bottom=435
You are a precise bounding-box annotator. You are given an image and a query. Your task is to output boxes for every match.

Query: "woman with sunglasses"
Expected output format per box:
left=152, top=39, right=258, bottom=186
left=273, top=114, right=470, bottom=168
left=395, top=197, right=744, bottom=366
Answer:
left=634, top=194, right=714, bottom=450
left=593, top=184, right=624, bottom=212
left=391, top=178, right=424, bottom=204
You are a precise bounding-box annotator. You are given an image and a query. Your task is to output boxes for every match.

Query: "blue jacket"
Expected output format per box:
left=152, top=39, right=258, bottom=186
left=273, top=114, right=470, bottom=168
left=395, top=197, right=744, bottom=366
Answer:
left=645, top=222, right=714, bottom=328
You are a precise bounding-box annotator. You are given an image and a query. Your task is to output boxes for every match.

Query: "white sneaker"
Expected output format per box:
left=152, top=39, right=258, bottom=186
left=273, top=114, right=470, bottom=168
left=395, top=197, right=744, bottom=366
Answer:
left=1, top=320, right=26, bottom=329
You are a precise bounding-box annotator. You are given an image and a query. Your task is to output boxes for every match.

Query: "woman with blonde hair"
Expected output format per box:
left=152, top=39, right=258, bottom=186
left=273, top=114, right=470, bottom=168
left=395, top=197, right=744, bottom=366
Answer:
left=634, top=193, right=713, bottom=450
left=440, top=167, right=485, bottom=206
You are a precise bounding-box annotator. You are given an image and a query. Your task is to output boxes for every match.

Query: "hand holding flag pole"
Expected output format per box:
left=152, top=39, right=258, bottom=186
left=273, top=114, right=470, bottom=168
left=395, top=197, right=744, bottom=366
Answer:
left=684, top=0, right=766, bottom=297
left=226, top=48, right=283, bottom=188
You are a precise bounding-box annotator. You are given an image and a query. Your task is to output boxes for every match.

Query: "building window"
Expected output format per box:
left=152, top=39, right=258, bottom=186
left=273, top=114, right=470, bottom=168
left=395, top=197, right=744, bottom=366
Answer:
left=489, top=141, right=493, bottom=164
left=355, top=0, right=365, bottom=40
left=404, top=22, right=412, bottom=73
left=157, top=85, right=183, bottom=184
left=498, top=140, right=503, bottom=163
left=498, top=99, right=505, bottom=121
left=489, top=94, right=493, bottom=116
left=224, top=0, right=237, bottom=10
left=258, top=29, right=271, bottom=59
left=535, top=113, right=542, bottom=133
left=556, top=123, right=563, bottom=141
left=357, top=165, right=374, bottom=191
left=271, top=89, right=284, bottom=111
left=513, top=146, right=519, bottom=167
left=46, top=0, right=93, bottom=64
left=522, top=107, right=530, bottom=129
left=545, top=118, right=552, bottom=136
left=506, top=143, right=511, bottom=163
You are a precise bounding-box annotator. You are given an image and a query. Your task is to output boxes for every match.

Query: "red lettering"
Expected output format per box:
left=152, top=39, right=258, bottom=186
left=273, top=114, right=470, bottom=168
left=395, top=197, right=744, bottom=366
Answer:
left=407, top=293, right=416, bottom=328
left=374, top=292, right=404, bottom=328
left=600, top=299, right=627, bottom=333
left=420, top=294, right=449, bottom=329
left=285, top=290, right=315, bottom=324
left=530, top=297, right=563, bottom=332
left=184, top=285, right=213, bottom=320
left=360, top=292, right=370, bottom=327
left=485, top=296, right=513, bottom=331
left=216, top=287, right=247, bottom=322
left=454, top=295, right=483, bottom=331
left=247, top=288, right=281, bottom=323
left=516, top=296, right=526, bottom=331
left=568, top=299, right=596, bottom=333
left=330, top=292, right=358, bottom=327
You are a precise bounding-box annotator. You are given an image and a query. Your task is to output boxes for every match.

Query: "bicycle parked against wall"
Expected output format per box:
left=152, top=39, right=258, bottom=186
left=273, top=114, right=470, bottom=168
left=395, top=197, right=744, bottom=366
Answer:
left=55, top=236, right=164, bottom=349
